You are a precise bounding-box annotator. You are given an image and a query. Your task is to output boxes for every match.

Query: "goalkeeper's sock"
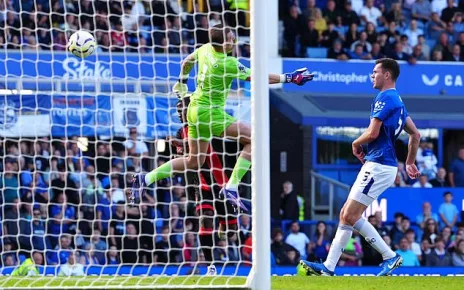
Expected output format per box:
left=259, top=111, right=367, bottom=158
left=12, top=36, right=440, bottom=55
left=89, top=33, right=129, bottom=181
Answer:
left=145, top=161, right=173, bottom=186
left=354, top=218, right=396, bottom=260
left=323, top=224, right=353, bottom=272
left=199, top=228, right=214, bottom=263
left=225, top=156, right=251, bottom=191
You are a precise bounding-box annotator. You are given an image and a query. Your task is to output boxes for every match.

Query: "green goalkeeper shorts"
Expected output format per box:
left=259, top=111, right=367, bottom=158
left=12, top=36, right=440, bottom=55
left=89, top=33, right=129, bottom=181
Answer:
left=187, top=103, right=236, bottom=141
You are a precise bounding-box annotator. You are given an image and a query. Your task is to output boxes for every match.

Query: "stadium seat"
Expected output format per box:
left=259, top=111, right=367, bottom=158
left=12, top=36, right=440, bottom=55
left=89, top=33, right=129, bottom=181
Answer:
left=306, top=47, right=328, bottom=59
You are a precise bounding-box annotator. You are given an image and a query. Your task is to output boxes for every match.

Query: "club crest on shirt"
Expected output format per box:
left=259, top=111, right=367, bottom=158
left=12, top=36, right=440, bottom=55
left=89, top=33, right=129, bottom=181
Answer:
left=373, top=101, right=385, bottom=113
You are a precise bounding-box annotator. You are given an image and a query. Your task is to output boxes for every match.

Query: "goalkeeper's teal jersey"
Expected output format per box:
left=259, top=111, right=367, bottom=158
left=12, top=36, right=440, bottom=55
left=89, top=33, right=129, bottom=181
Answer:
left=191, top=44, right=251, bottom=107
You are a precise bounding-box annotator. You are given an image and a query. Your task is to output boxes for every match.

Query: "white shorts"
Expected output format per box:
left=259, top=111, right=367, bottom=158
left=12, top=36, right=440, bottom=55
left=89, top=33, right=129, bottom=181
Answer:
left=348, top=161, right=398, bottom=206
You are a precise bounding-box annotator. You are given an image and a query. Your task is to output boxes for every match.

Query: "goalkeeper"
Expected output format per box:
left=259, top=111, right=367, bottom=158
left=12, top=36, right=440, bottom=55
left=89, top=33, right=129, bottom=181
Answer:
left=130, top=24, right=313, bottom=211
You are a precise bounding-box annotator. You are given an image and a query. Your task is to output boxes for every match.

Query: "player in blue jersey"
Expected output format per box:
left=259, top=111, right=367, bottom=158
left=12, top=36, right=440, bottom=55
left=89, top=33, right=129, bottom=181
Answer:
left=300, top=58, right=421, bottom=276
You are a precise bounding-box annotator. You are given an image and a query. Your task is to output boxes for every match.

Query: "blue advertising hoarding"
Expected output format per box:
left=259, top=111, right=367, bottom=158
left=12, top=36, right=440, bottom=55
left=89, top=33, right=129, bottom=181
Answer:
left=283, top=59, right=464, bottom=97
left=364, top=187, right=464, bottom=222
left=1, top=265, right=463, bottom=276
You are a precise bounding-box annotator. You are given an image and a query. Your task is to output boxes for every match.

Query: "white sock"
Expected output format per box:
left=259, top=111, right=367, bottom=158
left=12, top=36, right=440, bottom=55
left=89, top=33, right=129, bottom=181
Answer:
left=354, top=218, right=396, bottom=260
left=323, top=224, right=353, bottom=272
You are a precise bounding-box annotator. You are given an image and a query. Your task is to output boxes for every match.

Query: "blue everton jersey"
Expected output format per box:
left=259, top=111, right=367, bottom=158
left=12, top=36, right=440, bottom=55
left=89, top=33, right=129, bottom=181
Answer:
left=365, top=88, right=408, bottom=167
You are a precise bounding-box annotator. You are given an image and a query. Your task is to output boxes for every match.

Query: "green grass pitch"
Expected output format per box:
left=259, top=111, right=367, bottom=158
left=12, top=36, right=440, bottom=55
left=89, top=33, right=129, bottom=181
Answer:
left=0, top=276, right=462, bottom=290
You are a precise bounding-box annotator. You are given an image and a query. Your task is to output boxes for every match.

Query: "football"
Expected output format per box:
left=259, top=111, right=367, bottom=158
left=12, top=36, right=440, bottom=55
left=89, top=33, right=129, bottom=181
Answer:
left=67, top=31, right=96, bottom=58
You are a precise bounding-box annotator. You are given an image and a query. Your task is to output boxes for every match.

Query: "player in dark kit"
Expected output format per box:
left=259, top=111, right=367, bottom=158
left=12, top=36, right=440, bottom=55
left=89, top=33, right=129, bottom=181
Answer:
left=170, top=96, right=238, bottom=275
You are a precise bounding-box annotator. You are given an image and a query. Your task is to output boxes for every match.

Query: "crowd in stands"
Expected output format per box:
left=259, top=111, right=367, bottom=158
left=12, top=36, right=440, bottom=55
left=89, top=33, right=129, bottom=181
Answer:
left=0, top=0, right=250, bottom=56
left=281, top=0, right=464, bottom=61
left=272, top=198, right=464, bottom=267
left=392, top=139, right=464, bottom=188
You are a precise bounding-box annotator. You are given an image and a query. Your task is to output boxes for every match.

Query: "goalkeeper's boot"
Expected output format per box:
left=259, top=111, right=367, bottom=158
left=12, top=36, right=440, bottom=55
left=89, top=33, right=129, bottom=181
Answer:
left=220, top=188, right=248, bottom=212
left=129, top=173, right=146, bottom=205
left=377, top=254, right=403, bottom=276
left=299, top=260, right=334, bottom=276
left=206, top=265, right=217, bottom=276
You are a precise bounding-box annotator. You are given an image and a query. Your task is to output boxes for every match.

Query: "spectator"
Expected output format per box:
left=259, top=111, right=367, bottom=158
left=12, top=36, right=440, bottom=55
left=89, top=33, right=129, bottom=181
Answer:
left=271, top=228, right=300, bottom=265
left=417, top=202, right=440, bottom=232
left=239, top=215, right=252, bottom=245
left=327, top=39, right=349, bottom=60
left=428, top=12, right=447, bottom=40
left=242, top=234, right=253, bottom=262
left=311, top=221, right=330, bottom=261
left=350, top=31, right=373, bottom=53
left=441, top=226, right=453, bottom=248
left=19, top=205, right=50, bottom=251
left=344, top=23, right=360, bottom=49
left=450, top=44, right=463, bottom=61
left=227, top=233, right=241, bottom=262
left=154, top=226, right=170, bottom=264
left=109, top=202, right=126, bottom=249
left=418, top=35, right=431, bottom=60
left=1, top=161, right=19, bottom=203
left=411, top=44, right=427, bottom=61
left=349, top=43, right=371, bottom=59
left=122, top=223, right=144, bottom=264
left=303, top=0, right=317, bottom=19
left=453, top=13, right=464, bottom=34
left=430, top=167, right=450, bottom=187
left=360, top=0, right=382, bottom=26
left=342, top=1, right=360, bottom=26
left=400, top=35, right=413, bottom=54
left=405, top=19, right=424, bottom=47
left=396, top=237, right=420, bottom=266
left=89, top=229, right=107, bottom=263
left=96, top=190, right=111, bottom=235
left=106, top=246, right=120, bottom=265
left=385, top=2, right=406, bottom=27
left=124, top=127, right=148, bottom=156
left=441, top=0, right=459, bottom=23
left=433, top=32, right=453, bottom=60
left=183, top=232, right=199, bottom=263
left=412, top=174, right=433, bottom=188
left=285, top=221, right=310, bottom=260
left=3, top=198, right=21, bottom=248
left=449, top=147, right=464, bottom=187
left=213, top=238, right=229, bottom=264
left=339, top=233, right=363, bottom=266
left=58, top=252, right=84, bottom=276
left=431, top=49, right=444, bottom=61
left=393, top=217, right=412, bottom=247
left=361, top=215, right=383, bottom=265
left=323, top=0, right=339, bottom=24
left=321, top=21, right=341, bottom=48
left=79, top=244, right=102, bottom=265
left=452, top=239, right=464, bottom=266
left=313, top=8, right=327, bottom=36
left=390, top=41, right=411, bottom=61
left=283, top=5, right=305, bottom=57
left=446, top=22, right=458, bottom=44
left=378, top=32, right=393, bottom=56
left=390, top=212, right=405, bottom=243
left=280, top=181, right=299, bottom=221
left=11, top=252, right=42, bottom=276
left=405, top=229, right=422, bottom=262
left=49, top=192, right=76, bottom=244
left=365, top=22, right=377, bottom=44
left=425, top=237, right=452, bottom=266
left=412, top=0, right=433, bottom=23
left=300, top=18, right=320, bottom=55
left=439, top=191, right=459, bottom=229
left=423, top=218, right=440, bottom=246
left=47, top=235, right=74, bottom=265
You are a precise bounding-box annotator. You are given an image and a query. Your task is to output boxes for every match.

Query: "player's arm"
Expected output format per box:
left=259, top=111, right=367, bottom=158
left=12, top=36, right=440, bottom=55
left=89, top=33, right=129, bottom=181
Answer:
left=351, top=118, right=383, bottom=163
left=403, top=116, right=421, bottom=179
left=237, top=60, right=314, bottom=85
left=173, top=52, right=198, bottom=98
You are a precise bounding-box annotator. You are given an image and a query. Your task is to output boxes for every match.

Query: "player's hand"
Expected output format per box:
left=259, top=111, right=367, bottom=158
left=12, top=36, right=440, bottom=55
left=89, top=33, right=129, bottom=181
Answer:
left=173, top=81, right=188, bottom=98
left=352, top=143, right=365, bottom=164
left=286, top=67, right=315, bottom=86
left=406, top=163, right=420, bottom=179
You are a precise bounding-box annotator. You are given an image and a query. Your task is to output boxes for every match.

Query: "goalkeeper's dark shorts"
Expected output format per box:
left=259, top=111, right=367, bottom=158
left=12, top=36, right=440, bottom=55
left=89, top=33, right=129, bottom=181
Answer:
left=195, top=184, right=238, bottom=226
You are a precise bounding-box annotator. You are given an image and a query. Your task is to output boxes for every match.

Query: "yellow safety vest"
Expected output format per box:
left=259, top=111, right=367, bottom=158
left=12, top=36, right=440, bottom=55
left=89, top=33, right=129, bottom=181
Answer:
left=227, top=0, right=249, bottom=10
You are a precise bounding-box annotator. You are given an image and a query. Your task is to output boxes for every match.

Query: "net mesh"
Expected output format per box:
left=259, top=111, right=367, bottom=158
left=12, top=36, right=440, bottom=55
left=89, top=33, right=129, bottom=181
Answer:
left=0, top=0, right=253, bottom=288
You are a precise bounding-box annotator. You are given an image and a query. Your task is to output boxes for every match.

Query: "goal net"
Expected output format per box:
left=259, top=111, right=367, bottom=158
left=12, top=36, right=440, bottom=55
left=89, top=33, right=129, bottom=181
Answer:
left=0, top=0, right=270, bottom=289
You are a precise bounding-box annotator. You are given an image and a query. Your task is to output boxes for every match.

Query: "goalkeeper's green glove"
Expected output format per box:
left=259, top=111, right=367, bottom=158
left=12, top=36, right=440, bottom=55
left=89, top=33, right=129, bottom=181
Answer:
left=173, top=80, right=188, bottom=99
